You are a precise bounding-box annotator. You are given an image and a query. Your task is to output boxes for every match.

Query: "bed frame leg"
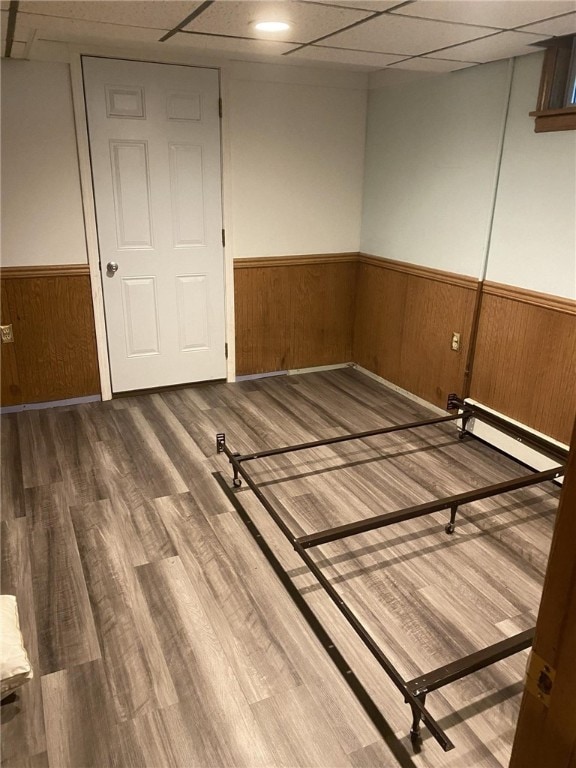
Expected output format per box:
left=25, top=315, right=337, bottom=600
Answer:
left=409, top=693, right=426, bottom=745
left=458, top=413, right=470, bottom=440
left=215, top=435, right=243, bottom=487
left=445, top=503, right=458, bottom=535
left=232, top=453, right=242, bottom=487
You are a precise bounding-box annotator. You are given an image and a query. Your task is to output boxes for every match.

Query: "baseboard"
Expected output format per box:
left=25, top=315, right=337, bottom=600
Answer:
left=352, top=364, right=448, bottom=416
left=235, top=370, right=289, bottom=382
left=287, top=363, right=350, bottom=376
left=0, top=395, right=101, bottom=414
left=235, top=363, right=349, bottom=382
left=353, top=365, right=566, bottom=479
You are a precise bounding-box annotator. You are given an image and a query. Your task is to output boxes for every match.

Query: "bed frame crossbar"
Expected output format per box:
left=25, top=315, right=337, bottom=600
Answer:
left=230, top=411, right=470, bottom=463
left=296, top=466, right=563, bottom=549
left=215, top=438, right=454, bottom=752
left=215, top=395, right=565, bottom=753
left=406, top=628, right=535, bottom=698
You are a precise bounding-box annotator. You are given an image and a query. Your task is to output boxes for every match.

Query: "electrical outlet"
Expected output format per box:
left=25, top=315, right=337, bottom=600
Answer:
left=1, top=324, right=14, bottom=343
left=451, top=332, right=461, bottom=352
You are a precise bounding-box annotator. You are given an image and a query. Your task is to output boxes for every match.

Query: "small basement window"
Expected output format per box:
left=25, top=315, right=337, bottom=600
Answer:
left=530, top=34, right=576, bottom=133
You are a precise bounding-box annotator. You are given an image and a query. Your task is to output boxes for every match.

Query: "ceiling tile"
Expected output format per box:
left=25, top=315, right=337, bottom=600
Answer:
left=302, top=0, right=402, bottom=11
left=427, top=30, right=548, bottom=62
left=288, top=44, right=407, bottom=68
left=167, top=32, right=297, bottom=56
left=17, top=1, right=199, bottom=29
left=519, top=11, right=576, bottom=35
left=3, top=0, right=572, bottom=71
left=15, top=13, right=167, bottom=43
left=182, top=1, right=373, bottom=44
left=321, top=13, right=495, bottom=55
left=368, top=67, right=440, bottom=88
left=0, top=7, right=21, bottom=43
left=391, top=1, right=576, bottom=30
left=390, top=56, right=477, bottom=72
left=4, top=40, right=27, bottom=57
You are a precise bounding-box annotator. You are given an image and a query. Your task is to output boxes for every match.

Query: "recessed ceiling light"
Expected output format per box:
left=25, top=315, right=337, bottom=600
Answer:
left=254, top=21, right=290, bottom=32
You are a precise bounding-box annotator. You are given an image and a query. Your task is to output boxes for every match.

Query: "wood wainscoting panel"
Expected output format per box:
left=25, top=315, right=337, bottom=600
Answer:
left=0, top=266, right=101, bottom=406
left=352, top=262, right=407, bottom=388
left=353, top=257, right=479, bottom=409
left=469, top=284, right=576, bottom=445
left=1, top=277, right=21, bottom=406
left=234, top=255, right=357, bottom=376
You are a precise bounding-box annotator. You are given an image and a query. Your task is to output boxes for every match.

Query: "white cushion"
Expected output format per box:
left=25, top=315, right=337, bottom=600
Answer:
left=1, top=595, right=33, bottom=698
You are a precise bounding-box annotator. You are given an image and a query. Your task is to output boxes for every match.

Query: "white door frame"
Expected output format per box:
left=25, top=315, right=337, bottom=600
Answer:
left=69, top=48, right=236, bottom=400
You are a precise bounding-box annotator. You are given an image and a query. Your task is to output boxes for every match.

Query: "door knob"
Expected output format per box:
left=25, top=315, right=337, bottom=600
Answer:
left=106, top=261, right=119, bottom=274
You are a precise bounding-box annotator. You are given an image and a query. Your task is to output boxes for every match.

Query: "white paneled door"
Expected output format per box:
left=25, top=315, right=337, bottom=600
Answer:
left=83, top=57, right=226, bottom=392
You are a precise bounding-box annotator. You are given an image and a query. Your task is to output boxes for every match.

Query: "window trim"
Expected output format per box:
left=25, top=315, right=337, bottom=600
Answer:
left=530, top=35, right=576, bottom=133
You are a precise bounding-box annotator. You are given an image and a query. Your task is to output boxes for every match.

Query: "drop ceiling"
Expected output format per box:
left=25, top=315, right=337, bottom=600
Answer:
left=2, top=0, right=575, bottom=73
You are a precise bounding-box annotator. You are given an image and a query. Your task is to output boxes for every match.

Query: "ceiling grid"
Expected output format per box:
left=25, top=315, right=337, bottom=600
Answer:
left=2, top=0, right=575, bottom=72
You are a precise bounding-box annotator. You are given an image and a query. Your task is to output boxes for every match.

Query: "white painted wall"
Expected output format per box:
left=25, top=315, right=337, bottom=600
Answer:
left=1, top=60, right=88, bottom=266
left=361, top=60, right=511, bottom=278
left=227, top=62, right=367, bottom=258
left=4, top=50, right=573, bottom=297
left=360, top=53, right=576, bottom=298
left=486, top=53, right=576, bottom=299
left=1, top=55, right=367, bottom=267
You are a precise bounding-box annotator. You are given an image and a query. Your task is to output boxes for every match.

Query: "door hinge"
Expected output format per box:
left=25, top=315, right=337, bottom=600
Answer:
left=225, top=342, right=228, bottom=359
left=219, top=97, right=223, bottom=118
left=222, top=229, right=226, bottom=247
left=525, top=651, right=556, bottom=707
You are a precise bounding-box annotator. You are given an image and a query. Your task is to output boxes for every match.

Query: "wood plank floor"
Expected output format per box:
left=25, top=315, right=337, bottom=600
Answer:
left=1, top=368, right=560, bottom=768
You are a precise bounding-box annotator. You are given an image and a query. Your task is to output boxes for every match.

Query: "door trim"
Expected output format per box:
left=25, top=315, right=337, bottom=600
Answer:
left=71, top=52, right=112, bottom=399
left=70, top=50, right=235, bottom=399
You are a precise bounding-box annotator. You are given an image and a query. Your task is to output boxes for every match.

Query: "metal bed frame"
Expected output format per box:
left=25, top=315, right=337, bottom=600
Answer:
left=215, top=394, right=566, bottom=753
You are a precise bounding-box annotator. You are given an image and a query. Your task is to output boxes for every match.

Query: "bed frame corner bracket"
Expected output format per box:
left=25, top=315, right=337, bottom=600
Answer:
left=446, top=392, right=461, bottom=411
